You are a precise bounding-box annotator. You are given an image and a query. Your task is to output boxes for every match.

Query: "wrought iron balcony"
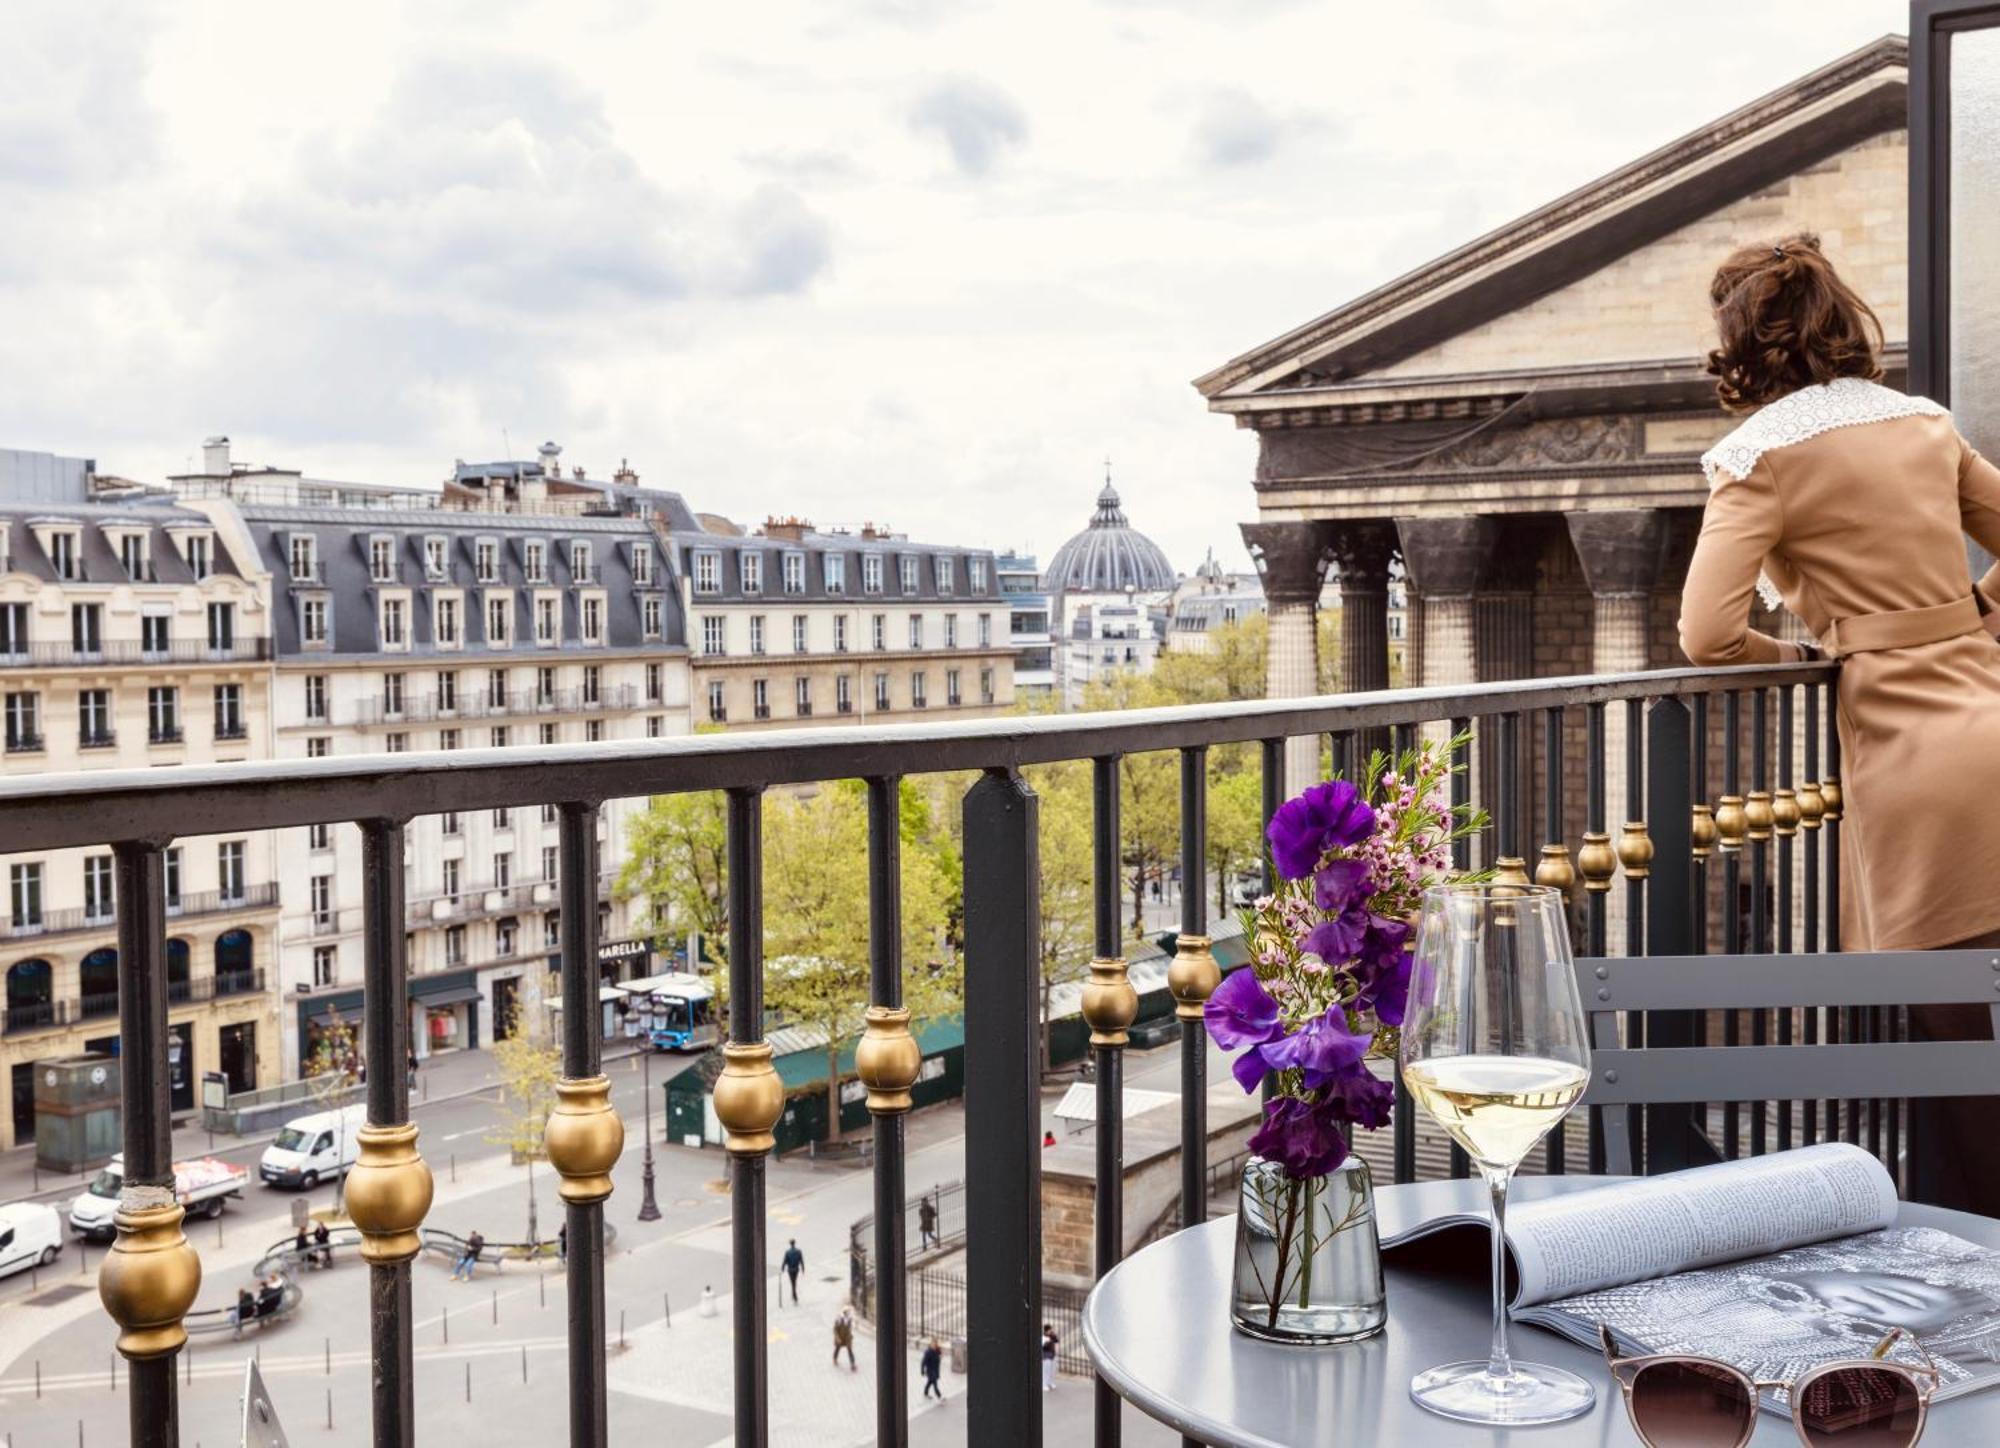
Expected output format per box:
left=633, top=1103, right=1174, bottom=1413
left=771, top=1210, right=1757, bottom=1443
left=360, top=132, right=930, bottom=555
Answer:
left=0, top=659, right=1868, bottom=1448
left=0, top=638, right=272, bottom=668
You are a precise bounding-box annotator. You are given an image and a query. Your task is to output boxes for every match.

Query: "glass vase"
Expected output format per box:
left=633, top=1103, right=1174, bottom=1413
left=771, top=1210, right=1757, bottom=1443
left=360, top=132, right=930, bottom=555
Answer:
left=1229, top=1152, right=1385, bottom=1344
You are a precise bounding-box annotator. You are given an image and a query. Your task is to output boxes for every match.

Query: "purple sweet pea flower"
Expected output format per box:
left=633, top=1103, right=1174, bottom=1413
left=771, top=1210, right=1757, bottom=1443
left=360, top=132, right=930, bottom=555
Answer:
left=1304, top=900, right=1373, bottom=964
left=1204, top=966, right=1283, bottom=1052
left=1266, top=780, right=1377, bottom=880
left=1322, top=1061, right=1395, bottom=1131
left=1249, top=1095, right=1352, bottom=1180
left=1257, top=1005, right=1371, bottom=1089
left=1361, top=947, right=1414, bottom=1027
left=1312, top=858, right=1374, bottom=913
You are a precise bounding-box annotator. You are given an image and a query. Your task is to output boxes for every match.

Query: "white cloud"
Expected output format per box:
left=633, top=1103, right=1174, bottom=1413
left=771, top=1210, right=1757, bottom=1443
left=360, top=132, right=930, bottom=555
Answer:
left=907, top=75, right=1029, bottom=176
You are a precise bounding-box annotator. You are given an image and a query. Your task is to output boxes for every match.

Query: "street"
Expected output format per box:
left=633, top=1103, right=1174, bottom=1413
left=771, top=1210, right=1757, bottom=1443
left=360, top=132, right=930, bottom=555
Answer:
left=0, top=1038, right=1212, bottom=1447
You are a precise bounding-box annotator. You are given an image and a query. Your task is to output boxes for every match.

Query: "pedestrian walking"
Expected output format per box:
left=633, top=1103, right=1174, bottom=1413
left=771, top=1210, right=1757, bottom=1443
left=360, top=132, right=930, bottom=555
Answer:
left=781, top=1238, right=804, bottom=1305
left=833, top=1308, right=857, bottom=1372
left=1042, top=1130, right=1056, bottom=1149
left=1041, top=1324, right=1058, bottom=1392
left=920, top=1339, right=943, bottom=1399
left=295, top=1224, right=311, bottom=1269
left=917, top=1195, right=939, bottom=1251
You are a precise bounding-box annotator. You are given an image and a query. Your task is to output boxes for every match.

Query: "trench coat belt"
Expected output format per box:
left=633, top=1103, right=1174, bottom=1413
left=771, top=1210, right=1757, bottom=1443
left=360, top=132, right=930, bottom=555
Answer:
left=1822, top=595, right=1983, bottom=656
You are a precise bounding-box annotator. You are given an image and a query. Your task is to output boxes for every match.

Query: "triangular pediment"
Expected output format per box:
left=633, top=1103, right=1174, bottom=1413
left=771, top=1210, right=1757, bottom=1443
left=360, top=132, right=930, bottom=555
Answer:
left=1196, top=35, right=1907, bottom=409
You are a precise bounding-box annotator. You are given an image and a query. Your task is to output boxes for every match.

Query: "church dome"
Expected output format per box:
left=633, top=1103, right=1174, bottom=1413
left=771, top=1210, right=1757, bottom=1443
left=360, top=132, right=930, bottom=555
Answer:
left=1041, top=476, right=1176, bottom=594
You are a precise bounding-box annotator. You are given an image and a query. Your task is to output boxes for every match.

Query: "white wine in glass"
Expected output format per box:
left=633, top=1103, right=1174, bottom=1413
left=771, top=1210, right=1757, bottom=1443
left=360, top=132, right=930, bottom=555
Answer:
left=1399, top=883, right=1594, bottom=1426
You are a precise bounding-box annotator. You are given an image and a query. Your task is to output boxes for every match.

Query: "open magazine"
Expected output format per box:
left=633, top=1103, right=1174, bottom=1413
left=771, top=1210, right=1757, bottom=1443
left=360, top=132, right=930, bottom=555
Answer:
left=1383, top=1143, right=2000, bottom=1408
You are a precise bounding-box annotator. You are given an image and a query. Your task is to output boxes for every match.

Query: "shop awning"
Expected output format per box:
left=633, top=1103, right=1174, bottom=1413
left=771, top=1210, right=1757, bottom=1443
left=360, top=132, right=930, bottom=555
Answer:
left=546, top=986, right=623, bottom=1013
left=304, top=1002, right=362, bottom=1025
left=418, top=986, right=482, bottom=1008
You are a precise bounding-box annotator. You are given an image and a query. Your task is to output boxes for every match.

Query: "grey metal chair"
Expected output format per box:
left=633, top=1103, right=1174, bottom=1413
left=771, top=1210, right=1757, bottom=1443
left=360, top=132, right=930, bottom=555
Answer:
left=1576, top=948, right=2000, bottom=1177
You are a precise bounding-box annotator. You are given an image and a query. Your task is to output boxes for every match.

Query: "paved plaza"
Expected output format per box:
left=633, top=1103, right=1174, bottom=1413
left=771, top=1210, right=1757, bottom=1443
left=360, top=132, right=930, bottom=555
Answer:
left=0, top=1038, right=1225, bottom=1446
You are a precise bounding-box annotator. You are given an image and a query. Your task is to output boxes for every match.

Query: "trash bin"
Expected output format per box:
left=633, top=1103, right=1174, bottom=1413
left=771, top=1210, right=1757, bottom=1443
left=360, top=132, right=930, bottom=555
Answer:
left=950, top=1336, right=968, bottom=1374
left=290, top=1198, right=311, bottom=1231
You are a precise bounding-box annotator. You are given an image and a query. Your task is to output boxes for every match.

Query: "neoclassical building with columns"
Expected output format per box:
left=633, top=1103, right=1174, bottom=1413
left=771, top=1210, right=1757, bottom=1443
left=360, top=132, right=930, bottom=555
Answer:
left=1198, top=37, right=1907, bottom=809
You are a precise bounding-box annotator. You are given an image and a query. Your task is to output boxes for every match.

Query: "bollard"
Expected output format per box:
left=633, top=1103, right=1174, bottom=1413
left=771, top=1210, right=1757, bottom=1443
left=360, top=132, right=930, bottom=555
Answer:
left=619, top=1310, right=625, bottom=1349
left=326, top=1388, right=333, bottom=1431
left=442, top=1308, right=449, bottom=1345
left=491, top=1290, right=497, bottom=1325
left=78, top=1241, right=85, bottom=1276
left=539, top=1273, right=546, bottom=1309
left=36, top=1360, right=41, bottom=1397
left=450, top=1153, right=456, bottom=1183
left=109, top=1354, right=115, bottom=1391
left=664, top=1292, right=670, bottom=1328
left=185, top=1350, right=192, bottom=1386
left=325, top=1338, right=331, bottom=1376
left=520, top=1344, right=527, bottom=1383
left=464, top=1361, right=471, bottom=1403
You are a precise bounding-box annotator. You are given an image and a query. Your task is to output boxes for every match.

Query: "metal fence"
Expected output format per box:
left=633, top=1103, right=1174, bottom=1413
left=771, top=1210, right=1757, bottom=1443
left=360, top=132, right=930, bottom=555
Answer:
left=0, top=659, right=1866, bottom=1448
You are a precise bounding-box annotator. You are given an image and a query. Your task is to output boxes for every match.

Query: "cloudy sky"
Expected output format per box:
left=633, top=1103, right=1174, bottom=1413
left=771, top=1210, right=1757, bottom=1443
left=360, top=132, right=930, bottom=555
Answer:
left=1, top=0, right=1904, bottom=571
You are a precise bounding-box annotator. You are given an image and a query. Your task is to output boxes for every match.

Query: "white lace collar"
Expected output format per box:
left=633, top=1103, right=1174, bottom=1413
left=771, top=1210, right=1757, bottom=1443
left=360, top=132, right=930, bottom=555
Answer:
left=1700, top=377, right=1947, bottom=485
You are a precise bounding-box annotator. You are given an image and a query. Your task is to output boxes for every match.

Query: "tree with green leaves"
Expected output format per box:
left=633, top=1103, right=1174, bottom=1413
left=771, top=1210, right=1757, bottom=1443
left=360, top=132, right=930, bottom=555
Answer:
left=1021, top=759, right=1097, bottom=1071
left=487, top=983, right=561, bottom=1246
left=761, top=781, right=958, bottom=1138
left=619, top=788, right=729, bottom=968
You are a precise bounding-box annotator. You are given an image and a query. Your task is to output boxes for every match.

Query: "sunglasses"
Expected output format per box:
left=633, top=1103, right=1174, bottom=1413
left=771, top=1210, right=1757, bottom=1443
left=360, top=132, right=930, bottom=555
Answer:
left=1599, top=1323, right=1940, bottom=1447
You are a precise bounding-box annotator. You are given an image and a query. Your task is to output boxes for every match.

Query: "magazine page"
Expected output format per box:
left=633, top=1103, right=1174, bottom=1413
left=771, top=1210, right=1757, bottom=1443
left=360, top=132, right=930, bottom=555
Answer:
left=1506, top=1142, right=1898, bottom=1307
left=1532, top=1227, right=2000, bottom=1406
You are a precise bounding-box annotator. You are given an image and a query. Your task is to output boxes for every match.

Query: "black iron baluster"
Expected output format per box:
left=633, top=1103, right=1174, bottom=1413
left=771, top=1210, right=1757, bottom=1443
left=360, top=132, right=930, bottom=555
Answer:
left=964, top=770, right=1043, bottom=1448
left=1449, top=717, right=1472, bottom=1181
left=1172, top=747, right=1217, bottom=1227
left=1619, top=699, right=1650, bottom=1169
left=1801, top=685, right=1823, bottom=1145
left=1776, top=688, right=1797, bottom=1152
left=555, top=801, right=611, bottom=1448
left=1644, top=697, right=1696, bottom=1174
left=1747, top=691, right=1771, bottom=1159
left=107, top=840, right=187, bottom=1448
left=1392, top=720, right=1420, bottom=1186
left=863, top=777, right=912, bottom=1448
left=359, top=818, right=422, bottom=1448
left=1086, top=755, right=1133, bottom=1448
left=722, top=788, right=777, bottom=1448
left=1690, top=693, right=1712, bottom=974
left=1538, top=706, right=1571, bottom=1176
left=1721, top=691, right=1743, bottom=1159
left=1581, top=702, right=1611, bottom=1176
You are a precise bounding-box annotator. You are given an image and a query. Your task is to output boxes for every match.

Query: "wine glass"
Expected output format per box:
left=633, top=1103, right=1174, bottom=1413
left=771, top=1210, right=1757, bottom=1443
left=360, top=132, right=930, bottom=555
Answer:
left=1399, top=882, right=1594, bottom=1425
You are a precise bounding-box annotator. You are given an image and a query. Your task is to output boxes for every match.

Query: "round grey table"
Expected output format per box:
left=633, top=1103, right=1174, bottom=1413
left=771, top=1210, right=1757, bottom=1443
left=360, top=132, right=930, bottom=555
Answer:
left=1082, top=1175, right=2000, bottom=1446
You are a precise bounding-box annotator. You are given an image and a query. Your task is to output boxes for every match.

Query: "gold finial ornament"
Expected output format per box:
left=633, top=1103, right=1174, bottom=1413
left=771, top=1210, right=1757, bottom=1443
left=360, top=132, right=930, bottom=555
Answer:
left=1577, top=831, right=1616, bottom=893
left=1492, top=856, right=1532, bottom=892
left=1745, top=790, right=1774, bottom=842
left=713, top=1041, right=784, bottom=1156
left=1168, top=933, right=1219, bottom=1022
left=1715, top=795, right=1747, bottom=853
left=1080, top=957, right=1139, bottom=1047
left=855, top=1006, right=922, bottom=1114
left=1821, top=777, right=1842, bottom=820
left=1771, top=788, right=1801, bottom=838
left=345, top=1122, right=434, bottom=1264
left=1533, top=843, right=1576, bottom=893
left=98, top=1200, right=201, bottom=1360
left=1796, top=779, right=1825, bottom=830
left=1616, top=821, right=1653, bottom=880
left=1690, top=805, right=1719, bottom=859
left=543, top=1076, right=624, bottom=1204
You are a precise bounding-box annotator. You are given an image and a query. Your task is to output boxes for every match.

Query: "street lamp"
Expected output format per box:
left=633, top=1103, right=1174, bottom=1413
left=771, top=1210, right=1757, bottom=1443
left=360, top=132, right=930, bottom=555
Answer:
left=620, top=998, right=662, bottom=1223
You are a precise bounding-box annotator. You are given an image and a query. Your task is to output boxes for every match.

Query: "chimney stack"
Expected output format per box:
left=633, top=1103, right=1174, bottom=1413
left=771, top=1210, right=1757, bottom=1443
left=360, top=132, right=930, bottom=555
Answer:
left=201, top=435, right=231, bottom=477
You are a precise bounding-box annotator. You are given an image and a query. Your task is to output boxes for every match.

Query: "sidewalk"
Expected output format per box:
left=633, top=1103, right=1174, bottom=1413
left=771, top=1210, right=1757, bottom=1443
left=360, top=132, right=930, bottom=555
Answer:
left=0, top=1040, right=642, bottom=1208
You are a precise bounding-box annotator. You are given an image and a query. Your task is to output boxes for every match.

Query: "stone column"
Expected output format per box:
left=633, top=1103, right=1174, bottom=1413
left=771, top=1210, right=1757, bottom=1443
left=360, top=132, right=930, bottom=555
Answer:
left=1567, top=510, right=1668, bottom=945
left=1242, top=521, right=1330, bottom=794
left=1397, top=516, right=1497, bottom=854
left=1329, top=524, right=1396, bottom=769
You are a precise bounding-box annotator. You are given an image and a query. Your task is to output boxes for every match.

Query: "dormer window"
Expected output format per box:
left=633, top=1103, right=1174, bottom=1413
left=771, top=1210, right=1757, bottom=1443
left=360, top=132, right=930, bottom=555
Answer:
left=487, top=594, right=511, bottom=645
left=970, top=556, right=988, bottom=592
left=824, top=554, right=846, bottom=595
left=740, top=551, right=762, bottom=594
left=863, top=554, right=883, bottom=594
left=571, top=542, right=593, bottom=585
left=694, top=551, right=720, bottom=593
left=631, top=545, right=652, bottom=586
left=524, top=540, right=546, bottom=584
left=369, top=535, right=396, bottom=583
left=118, top=533, right=150, bottom=582
left=290, top=535, right=318, bottom=581
left=183, top=534, right=210, bottom=580
left=424, top=536, right=449, bottom=581
left=936, top=555, right=955, bottom=594
left=782, top=552, right=805, bottom=595
left=535, top=596, right=558, bottom=646
left=582, top=597, right=603, bottom=644
left=900, top=555, right=919, bottom=594
left=475, top=539, right=499, bottom=584
left=48, top=530, right=80, bottom=581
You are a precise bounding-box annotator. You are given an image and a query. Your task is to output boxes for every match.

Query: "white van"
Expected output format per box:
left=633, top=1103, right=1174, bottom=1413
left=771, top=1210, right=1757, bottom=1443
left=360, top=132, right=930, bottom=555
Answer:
left=0, top=1202, right=62, bottom=1279
left=259, top=1104, right=366, bottom=1189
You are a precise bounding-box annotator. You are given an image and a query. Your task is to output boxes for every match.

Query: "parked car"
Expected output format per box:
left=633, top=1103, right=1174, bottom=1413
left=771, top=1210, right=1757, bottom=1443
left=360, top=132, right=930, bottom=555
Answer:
left=68, top=1154, right=249, bottom=1242
left=0, top=1202, right=63, bottom=1278
left=259, top=1104, right=365, bottom=1189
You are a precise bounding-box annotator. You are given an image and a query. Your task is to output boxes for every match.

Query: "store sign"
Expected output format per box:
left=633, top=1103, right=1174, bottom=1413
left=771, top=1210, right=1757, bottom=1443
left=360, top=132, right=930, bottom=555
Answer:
left=597, top=939, right=647, bottom=964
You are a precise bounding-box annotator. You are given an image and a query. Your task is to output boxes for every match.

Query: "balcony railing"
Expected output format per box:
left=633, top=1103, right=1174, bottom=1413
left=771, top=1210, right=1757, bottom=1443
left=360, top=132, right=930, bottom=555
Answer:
left=4, top=881, right=277, bottom=940
left=353, top=684, right=640, bottom=726
left=0, top=639, right=272, bottom=668
left=0, top=659, right=1868, bottom=1448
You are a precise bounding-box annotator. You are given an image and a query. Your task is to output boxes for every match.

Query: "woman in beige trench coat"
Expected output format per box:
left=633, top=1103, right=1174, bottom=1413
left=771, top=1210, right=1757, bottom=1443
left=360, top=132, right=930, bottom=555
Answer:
left=1678, top=234, right=2000, bottom=1213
